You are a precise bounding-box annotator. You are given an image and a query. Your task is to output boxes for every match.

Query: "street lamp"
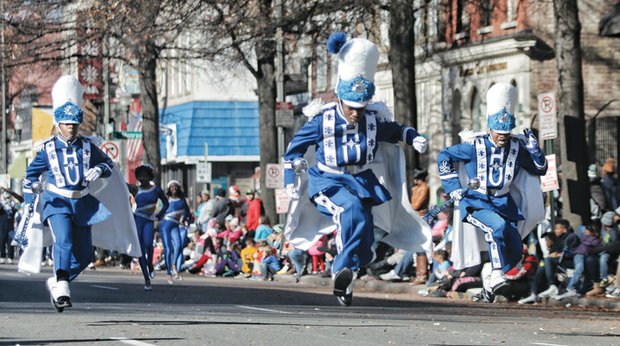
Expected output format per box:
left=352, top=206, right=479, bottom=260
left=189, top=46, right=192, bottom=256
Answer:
left=14, top=114, right=22, bottom=142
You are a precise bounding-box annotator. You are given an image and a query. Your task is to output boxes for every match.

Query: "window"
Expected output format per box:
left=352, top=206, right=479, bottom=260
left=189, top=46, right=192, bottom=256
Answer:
left=480, top=0, right=494, bottom=28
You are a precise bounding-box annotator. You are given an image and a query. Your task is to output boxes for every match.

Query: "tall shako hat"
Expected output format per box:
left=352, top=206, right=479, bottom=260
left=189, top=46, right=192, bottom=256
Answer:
left=486, top=83, right=517, bottom=134
left=52, top=75, right=84, bottom=125
left=327, top=32, right=380, bottom=108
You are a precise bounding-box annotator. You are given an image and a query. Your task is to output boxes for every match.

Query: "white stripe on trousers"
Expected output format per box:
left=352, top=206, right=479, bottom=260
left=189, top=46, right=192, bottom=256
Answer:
left=313, top=192, right=345, bottom=254
left=466, top=214, right=503, bottom=270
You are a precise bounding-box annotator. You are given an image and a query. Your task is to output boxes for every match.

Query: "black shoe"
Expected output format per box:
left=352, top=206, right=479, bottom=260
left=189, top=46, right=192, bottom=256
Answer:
left=333, top=268, right=353, bottom=297
left=481, top=289, right=495, bottom=303
left=52, top=296, right=72, bottom=312
left=336, top=293, right=353, bottom=306
left=492, top=281, right=511, bottom=297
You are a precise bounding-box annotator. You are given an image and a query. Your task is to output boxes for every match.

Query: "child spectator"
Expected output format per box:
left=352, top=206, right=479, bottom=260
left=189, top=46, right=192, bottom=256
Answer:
left=254, top=216, right=273, bottom=242
left=215, top=243, right=242, bottom=277
left=240, top=238, right=258, bottom=277
left=428, top=250, right=452, bottom=284
left=260, top=246, right=282, bottom=281
left=307, top=234, right=328, bottom=274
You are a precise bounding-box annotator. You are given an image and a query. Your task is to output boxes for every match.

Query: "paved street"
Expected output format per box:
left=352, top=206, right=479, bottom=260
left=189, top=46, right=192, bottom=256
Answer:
left=0, top=265, right=618, bottom=346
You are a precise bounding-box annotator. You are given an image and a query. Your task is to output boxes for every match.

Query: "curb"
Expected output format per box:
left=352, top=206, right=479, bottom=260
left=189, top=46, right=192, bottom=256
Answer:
left=273, top=274, right=620, bottom=310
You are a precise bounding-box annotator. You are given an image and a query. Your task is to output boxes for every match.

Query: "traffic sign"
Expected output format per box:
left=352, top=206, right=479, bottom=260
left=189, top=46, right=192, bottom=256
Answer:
left=275, top=188, right=290, bottom=214
left=101, top=141, right=120, bottom=161
left=538, top=93, right=557, bottom=140
left=275, top=102, right=294, bottom=128
left=196, top=162, right=212, bottom=183
left=540, top=154, right=559, bottom=192
left=265, top=163, right=284, bottom=189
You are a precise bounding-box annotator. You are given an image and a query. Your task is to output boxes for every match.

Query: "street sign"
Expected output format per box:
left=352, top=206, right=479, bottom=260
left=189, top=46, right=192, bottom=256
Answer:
left=275, top=188, right=290, bottom=214
left=101, top=141, right=120, bottom=161
left=116, top=131, right=143, bottom=139
left=265, top=163, right=284, bottom=189
left=196, top=162, right=212, bottom=183
left=540, top=154, right=560, bottom=192
left=275, top=102, right=294, bottom=128
left=538, top=93, right=557, bottom=140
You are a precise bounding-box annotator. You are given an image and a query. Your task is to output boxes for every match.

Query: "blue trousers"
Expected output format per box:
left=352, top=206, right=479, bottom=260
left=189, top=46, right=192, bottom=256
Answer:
left=288, top=248, right=306, bottom=275
left=160, top=220, right=183, bottom=274
left=466, top=209, right=522, bottom=272
left=566, top=254, right=585, bottom=291
left=48, top=214, right=93, bottom=281
left=261, top=255, right=282, bottom=277
left=313, top=187, right=374, bottom=274
left=134, top=215, right=155, bottom=282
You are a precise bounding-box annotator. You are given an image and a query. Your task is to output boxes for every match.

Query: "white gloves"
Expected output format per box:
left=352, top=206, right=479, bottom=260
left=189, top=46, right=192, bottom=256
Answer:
left=449, top=189, right=464, bottom=201
left=285, top=184, right=300, bottom=200
left=85, top=167, right=103, bottom=183
left=413, top=136, right=428, bottom=153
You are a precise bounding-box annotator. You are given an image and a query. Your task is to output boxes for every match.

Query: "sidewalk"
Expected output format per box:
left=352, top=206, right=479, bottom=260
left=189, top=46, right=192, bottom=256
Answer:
left=273, top=273, right=620, bottom=310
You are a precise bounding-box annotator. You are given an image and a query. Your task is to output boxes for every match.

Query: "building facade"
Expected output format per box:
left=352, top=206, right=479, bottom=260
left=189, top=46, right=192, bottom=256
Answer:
left=158, top=56, right=261, bottom=203
left=307, top=1, right=620, bottom=204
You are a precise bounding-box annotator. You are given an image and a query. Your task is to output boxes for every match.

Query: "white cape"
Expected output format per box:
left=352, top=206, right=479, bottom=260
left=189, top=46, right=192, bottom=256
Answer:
left=17, top=165, right=141, bottom=274
left=450, top=166, right=544, bottom=270
left=284, top=142, right=433, bottom=257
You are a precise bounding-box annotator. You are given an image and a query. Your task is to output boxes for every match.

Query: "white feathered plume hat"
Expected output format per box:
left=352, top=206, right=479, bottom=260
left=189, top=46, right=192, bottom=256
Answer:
left=486, top=83, right=517, bottom=134
left=327, top=32, right=379, bottom=108
left=51, top=75, right=84, bottom=124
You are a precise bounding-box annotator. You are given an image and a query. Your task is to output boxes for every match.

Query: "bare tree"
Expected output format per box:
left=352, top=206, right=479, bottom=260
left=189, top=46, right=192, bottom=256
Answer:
left=553, top=0, right=590, bottom=226
left=201, top=0, right=362, bottom=221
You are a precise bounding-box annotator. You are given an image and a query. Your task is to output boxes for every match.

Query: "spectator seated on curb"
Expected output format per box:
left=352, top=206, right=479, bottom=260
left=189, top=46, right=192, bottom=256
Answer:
left=260, top=246, right=282, bottom=281
left=380, top=250, right=415, bottom=282
left=537, top=219, right=580, bottom=299
left=286, top=244, right=309, bottom=281
left=426, top=261, right=483, bottom=298
left=553, top=222, right=601, bottom=300
left=240, top=238, right=258, bottom=278
left=478, top=246, right=538, bottom=303
left=591, top=209, right=620, bottom=298
left=214, top=243, right=242, bottom=277
left=418, top=250, right=452, bottom=297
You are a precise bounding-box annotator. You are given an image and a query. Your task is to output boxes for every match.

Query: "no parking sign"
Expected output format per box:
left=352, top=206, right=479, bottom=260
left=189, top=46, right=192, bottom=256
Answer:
left=101, top=141, right=121, bottom=162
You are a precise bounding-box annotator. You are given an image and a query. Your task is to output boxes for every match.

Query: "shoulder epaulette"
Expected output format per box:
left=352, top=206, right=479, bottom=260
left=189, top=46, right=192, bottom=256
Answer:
left=302, top=98, right=327, bottom=119
left=366, top=101, right=393, bottom=122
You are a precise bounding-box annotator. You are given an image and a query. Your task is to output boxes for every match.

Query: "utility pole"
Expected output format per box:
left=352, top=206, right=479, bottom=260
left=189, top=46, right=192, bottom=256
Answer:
left=275, top=0, right=285, bottom=225
left=1, top=0, right=6, bottom=174
left=103, top=35, right=110, bottom=139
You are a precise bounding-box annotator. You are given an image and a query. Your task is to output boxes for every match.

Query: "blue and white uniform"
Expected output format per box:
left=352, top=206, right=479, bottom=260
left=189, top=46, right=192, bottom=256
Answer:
left=283, top=101, right=424, bottom=274
left=24, top=135, right=114, bottom=281
left=134, top=185, right=168, bottom=281
left=159, top=197, right=191, bottom=275
left=437, top=134, right=547, bottom=272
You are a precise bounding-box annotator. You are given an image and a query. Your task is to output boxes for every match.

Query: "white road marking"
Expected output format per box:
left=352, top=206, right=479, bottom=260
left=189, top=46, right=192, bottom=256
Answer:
left=91, top=285, right=119, bottom=290
left=236, top=305, right=292, bottom=314
left=530, top=343, right=569, bottom=346
left=110, top=337, right=155, bottom=346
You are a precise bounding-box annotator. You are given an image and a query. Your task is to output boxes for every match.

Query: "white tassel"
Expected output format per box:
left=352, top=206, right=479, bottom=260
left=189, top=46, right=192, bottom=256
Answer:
left=302, top=98, right=324, bottom=119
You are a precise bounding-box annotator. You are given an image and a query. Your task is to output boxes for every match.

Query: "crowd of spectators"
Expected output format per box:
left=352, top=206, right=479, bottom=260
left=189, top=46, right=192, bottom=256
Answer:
left=2, top=157, right=620, bottom=306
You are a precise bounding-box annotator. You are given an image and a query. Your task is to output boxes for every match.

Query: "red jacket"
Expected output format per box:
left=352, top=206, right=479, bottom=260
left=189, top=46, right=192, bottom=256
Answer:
left=245, top=198, right=263, bottom=231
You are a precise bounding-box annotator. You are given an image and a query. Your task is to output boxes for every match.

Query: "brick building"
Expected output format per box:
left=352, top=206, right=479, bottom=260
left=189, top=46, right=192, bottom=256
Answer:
left=409, top=0, right=620, bottom=200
